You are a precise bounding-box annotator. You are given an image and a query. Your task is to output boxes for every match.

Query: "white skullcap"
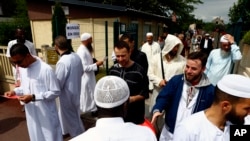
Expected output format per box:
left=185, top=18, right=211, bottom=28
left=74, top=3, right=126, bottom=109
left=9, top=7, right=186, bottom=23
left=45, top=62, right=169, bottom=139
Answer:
left=220, top=35, right=229, bottom=43
left=205, top=33, right=210, bottom=36
left=146, top=32, right=153, bottom=36
left=80, top=33, right=92, bottom=41
left=94, top=76, right=130, bottom=108
left=217, top=74, right=250, bottom=98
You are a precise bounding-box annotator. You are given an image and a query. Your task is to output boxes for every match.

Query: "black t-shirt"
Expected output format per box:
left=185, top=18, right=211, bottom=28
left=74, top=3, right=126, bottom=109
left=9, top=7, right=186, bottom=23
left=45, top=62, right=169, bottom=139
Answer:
left=108, top=63, right=149, bottom=124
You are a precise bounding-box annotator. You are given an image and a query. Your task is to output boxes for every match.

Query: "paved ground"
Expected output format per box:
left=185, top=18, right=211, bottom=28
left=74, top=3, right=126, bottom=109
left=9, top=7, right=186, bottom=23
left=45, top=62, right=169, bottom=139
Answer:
left=0, top=96, right=152, bottom=141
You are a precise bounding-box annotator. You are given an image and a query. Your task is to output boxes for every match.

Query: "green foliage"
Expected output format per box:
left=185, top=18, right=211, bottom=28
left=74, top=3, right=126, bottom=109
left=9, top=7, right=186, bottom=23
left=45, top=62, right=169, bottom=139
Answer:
left=1, top=0, right=16, bottom=16
left=0, top=0, right=31, bottom=45
left=51, top=2, right=67, bottom=43
left=243, top=30, right=250, bottom=45
left=0, top=22, right=17, bottom=45
left=229, top=0, right=250, bottom=32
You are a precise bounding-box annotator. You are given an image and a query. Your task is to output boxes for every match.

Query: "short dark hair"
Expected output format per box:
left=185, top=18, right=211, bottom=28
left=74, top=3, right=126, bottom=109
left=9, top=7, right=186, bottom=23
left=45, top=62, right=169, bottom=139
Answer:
left=120, top=33, right=134, bottom=42
left=54, top=35, right=68, bottom=50
left=10, top=43, right=29, bottom=57
left=114, top=40, right=130, bottom=52
left=213, top=86, right=241, bottom=104
left=187, top=52, right=208, bottom=67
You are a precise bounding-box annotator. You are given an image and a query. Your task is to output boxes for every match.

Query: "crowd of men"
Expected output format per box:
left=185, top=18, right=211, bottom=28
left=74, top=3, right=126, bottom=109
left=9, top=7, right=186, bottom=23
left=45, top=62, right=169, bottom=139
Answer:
left=4, top=27, right=250, bottom=141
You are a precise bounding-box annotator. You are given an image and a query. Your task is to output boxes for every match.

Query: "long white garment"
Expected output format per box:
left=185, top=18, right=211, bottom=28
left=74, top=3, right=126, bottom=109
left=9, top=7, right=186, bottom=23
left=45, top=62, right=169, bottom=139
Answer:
left=70, top=117, right=157, bottom=141
left=14, top=59, right=62, bottom=141
left=56, top=52, right=85, bottom=137
left=76, top=44, right=97, bottom=113
left=141, top=41, right=161, bottom=90
left=148, top=34, right=186, bottom=112
left=205, top=44, right=242, bottom=86
left=173, top=111, right=230, bottom=141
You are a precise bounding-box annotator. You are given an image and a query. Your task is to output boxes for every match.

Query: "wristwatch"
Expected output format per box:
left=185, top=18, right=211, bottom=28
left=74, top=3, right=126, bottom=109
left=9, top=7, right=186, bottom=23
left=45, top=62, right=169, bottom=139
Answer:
left=32, top=94, right=36, bottom=101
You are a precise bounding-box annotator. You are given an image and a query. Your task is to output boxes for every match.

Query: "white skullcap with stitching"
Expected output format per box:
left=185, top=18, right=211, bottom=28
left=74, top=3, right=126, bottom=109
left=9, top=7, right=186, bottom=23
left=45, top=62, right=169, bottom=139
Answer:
left=217, top=74, right=250, bottom=98
left=94, top=76, right=130, bottom=108
left=220, top=35, right=229, bottom=43
left=80, top=33, right=92, bottom=41
left=146, top=32, right=153, bottom=36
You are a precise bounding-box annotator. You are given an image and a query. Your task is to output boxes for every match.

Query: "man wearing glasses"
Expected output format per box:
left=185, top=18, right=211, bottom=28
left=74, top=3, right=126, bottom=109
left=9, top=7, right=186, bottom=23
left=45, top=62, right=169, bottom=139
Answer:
left=4, top=43, right=63, bottom=141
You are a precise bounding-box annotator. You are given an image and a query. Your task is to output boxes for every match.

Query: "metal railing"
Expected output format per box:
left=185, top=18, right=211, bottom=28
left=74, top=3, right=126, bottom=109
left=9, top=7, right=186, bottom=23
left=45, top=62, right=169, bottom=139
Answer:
left=0, top=46, right=14, bottom=83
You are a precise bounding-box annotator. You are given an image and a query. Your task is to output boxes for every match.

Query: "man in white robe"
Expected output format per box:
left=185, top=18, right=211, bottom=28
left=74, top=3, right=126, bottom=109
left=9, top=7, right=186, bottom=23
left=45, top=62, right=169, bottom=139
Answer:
left=54, top=36, right=85, bottom=138
left=173, top=74, right=250, bottom=141
left=148, top=34, right=186, bottom=112
left=76, top=33, right=103, bottom=113
left=141, top=32, right=161, bottom=91
left=4, top=43, right=62, bottom=141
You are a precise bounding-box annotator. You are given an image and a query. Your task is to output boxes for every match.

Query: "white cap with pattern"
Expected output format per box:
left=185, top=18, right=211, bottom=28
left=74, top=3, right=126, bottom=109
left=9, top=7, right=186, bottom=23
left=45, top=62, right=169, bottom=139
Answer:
left=94, top=76, right=130, bottom=108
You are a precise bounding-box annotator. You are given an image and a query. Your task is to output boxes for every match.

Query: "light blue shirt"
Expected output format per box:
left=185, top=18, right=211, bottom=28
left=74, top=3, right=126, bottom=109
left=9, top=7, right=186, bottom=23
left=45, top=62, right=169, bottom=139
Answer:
left=205, top=44, right=242, bottom=86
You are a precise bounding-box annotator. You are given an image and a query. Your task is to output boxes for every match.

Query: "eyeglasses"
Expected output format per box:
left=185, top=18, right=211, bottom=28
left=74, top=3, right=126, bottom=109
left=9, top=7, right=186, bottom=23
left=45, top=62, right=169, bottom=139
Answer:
left=11, top=56, right=26, bottom=65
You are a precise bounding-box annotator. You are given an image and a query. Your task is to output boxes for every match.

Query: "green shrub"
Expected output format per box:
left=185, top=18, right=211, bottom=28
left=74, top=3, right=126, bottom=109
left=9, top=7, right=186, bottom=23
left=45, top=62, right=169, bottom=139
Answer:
left=0, top=22, right=17, bottom=45
left=243, top=30, right=250, bottom=45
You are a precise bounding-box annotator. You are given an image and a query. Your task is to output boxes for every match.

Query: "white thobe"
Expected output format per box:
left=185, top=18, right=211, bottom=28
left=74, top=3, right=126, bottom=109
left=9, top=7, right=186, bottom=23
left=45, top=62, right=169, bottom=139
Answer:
left=148, top=34, right=186, bottom=112
left=173, top=111, right=230, bottom=141
left=76, top=44, right=97, bottom=113
left=14, top=59, right=62, bottom=141
left=56, top=52, right=85, bottom=137
left=70, top=117, right=157, bottom=141
left=141, top=41, right=161, bottom=90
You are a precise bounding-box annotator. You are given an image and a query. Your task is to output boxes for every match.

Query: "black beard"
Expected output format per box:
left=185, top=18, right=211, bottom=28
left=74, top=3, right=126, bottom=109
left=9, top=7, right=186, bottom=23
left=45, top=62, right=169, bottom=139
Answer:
left=169, top=50, right=177, bottom=58
left=226, top=108, right=245, bottom=125
left=87, top=43, right=93, bottom=53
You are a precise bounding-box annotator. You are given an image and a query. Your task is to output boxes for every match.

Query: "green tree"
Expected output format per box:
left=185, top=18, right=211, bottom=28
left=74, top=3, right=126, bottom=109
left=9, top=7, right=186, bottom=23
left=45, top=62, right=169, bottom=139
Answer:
left=228, top=0, right=250, bottom=32
left=0, top=0, right=31, bottom=45
left=51, top=2, right=73, bottom=51
left=52, top=2, right=67, bottom=42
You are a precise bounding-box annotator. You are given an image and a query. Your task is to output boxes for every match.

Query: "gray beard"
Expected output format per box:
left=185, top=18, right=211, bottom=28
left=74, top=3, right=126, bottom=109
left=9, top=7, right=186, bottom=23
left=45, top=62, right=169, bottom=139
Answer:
left=220, top=50, right=230, bottom=58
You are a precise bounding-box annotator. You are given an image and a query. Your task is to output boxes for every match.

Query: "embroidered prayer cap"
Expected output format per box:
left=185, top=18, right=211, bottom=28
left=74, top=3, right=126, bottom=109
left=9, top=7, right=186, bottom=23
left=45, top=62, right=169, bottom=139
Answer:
left=217, top=74, right=250, bottom=98
left=220, top=35, right=229, bottom=43
left=80, top=33, right=92, bottom=41
left=94, top=76, right=130, bottom=108
left=146, top=32, right=153, bottom=37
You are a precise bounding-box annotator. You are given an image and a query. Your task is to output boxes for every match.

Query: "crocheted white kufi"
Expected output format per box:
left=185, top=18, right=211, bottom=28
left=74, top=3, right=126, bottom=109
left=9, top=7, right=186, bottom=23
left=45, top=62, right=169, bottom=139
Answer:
left=146, top=32, right=153, bottom=36
left=80, top=33, right=92, bottom=41
left=217, top=74, right=250, bottom=98
left=94, top=76, right=130, bottom=108
left=220, top=35, right=229, bottom=43
left=205, top=33, right=210, bottom=36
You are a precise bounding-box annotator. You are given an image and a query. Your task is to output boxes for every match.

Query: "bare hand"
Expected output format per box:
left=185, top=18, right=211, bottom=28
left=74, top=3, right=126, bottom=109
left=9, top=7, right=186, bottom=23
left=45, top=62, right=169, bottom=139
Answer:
left=96, top=60, right=103, bottom=66
left=4, top=91, right=15, bottom=97
left=224, top=34, right=235, bottom=44
left=159, top=80, right=167, bottom=87
left=18, top=95, right=33, bottom=104
left=151, top=111, right=163, bottom=125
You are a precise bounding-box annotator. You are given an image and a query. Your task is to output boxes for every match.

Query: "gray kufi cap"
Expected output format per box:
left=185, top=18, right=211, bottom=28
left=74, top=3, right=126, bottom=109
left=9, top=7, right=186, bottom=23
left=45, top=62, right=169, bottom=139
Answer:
left=217, top=74, right=250, bottom=98
left=94, top=76, right=130, bottom=108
